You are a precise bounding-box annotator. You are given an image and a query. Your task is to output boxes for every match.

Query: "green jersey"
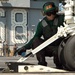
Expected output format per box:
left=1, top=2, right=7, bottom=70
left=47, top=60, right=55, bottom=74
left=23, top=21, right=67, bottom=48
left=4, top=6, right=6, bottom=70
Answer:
left=25, top=14, right=64, bottom=49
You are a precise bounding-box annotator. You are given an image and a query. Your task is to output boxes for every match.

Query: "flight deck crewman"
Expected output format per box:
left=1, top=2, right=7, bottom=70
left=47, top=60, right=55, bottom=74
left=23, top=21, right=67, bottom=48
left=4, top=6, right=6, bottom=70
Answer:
left=15, top=2, right=64, bottom=69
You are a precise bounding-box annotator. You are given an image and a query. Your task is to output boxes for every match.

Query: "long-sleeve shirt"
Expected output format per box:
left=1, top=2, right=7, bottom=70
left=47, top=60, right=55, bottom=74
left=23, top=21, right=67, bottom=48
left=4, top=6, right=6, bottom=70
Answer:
left=25, top=14, right=64, bottom=49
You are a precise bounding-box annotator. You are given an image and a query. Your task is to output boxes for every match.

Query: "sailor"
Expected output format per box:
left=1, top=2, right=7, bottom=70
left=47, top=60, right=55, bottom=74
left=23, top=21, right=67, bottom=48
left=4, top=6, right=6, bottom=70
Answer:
left=15, top=2, right=64, bottom=69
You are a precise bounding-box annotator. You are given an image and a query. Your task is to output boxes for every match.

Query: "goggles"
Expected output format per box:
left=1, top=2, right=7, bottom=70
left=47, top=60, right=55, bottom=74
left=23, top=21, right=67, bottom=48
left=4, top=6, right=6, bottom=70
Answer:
left=46, top=11, right=56, bottom=16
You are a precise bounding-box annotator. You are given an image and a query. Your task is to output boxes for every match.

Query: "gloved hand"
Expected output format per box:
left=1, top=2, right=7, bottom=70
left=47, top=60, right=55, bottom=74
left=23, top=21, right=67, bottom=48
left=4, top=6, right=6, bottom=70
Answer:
left=14, top=46, right=26, bottom=55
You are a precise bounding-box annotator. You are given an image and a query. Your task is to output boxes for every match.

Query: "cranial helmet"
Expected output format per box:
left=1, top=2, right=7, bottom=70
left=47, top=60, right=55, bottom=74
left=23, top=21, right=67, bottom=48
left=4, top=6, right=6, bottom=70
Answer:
left=43, top=2, right=58, bottom=14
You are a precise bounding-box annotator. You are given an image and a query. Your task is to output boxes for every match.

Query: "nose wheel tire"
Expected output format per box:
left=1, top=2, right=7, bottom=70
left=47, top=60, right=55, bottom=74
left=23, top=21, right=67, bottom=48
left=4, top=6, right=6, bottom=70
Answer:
left=63, top=35, right=75, bottom=70
left=58, top=36, right=75, bottom=71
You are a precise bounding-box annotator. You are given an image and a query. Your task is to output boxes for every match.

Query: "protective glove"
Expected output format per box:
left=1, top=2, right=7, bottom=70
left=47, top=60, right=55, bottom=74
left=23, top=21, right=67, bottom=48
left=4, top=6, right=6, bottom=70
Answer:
left=14, top=46, right=26, bottom=55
